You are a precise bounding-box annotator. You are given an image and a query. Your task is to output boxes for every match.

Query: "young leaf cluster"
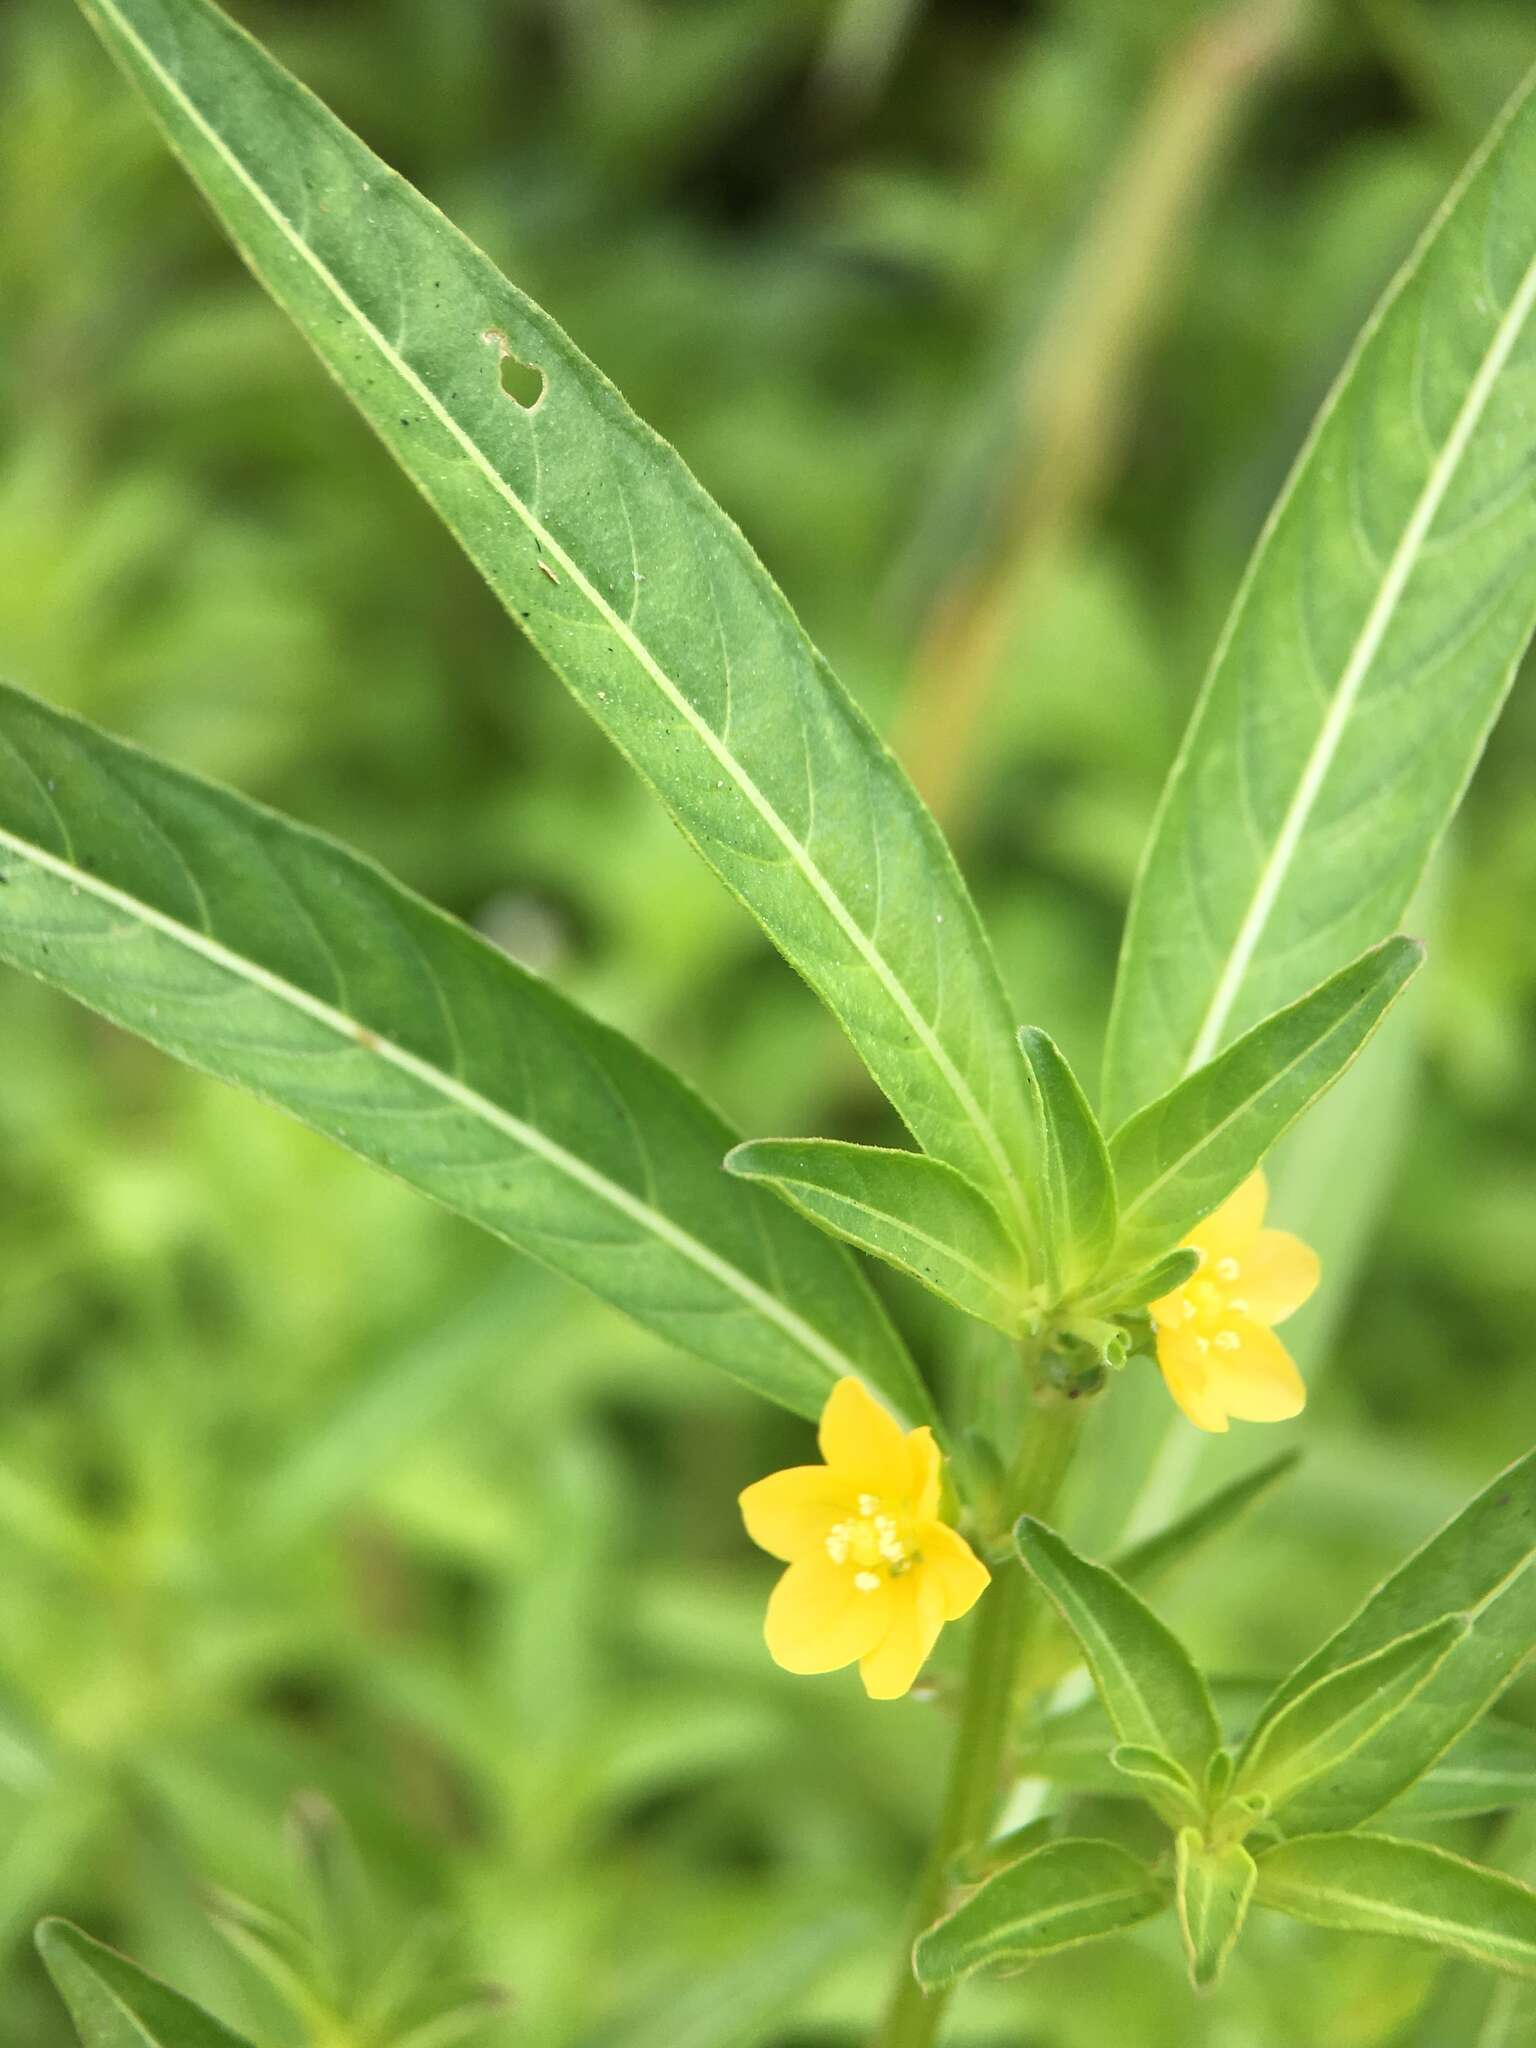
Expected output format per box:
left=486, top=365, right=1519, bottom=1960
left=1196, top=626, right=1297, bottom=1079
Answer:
left=915, top=1448, right=1536, bottom=1992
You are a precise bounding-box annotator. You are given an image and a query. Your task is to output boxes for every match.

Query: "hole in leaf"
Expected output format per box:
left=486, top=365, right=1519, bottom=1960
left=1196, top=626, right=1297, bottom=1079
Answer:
left=483, top=327, right=546, bottom=409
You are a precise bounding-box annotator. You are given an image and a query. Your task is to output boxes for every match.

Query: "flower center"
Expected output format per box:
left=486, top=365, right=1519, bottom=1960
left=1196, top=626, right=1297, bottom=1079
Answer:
left=1177, top=1255, right=1250, bottom=1354
left=825, top=1491, right=918, bottom=1587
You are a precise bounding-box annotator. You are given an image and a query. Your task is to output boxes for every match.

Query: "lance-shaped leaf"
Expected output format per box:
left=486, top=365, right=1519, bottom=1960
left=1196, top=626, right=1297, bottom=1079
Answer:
left=73, top=0, right=1042, bottom=1246
left=1104, top=69, right=1536, bottom=1129
left=1235, top=1614, right=1469, bottom=1815
left=723, top=1138, right=1025, bottom=1331
left=1255, top=1835, right=1536, bottom=1979
left=1176, top=1829, right=1257, bottom=1991
left=1386, top=1716, right=1536, bottom=1823
left=1018, top=1027, right=1117, bottom=1294
left=37, top=1920, right=256, bottom=2048
left=1266, top=1446, right=1536, bottom=1835
left=0, top=683, right=928, bottom=1427
left=1110, top=1449, right=1301, bottom=1593
left=913, top=1839, right=1165, bottom=1988
left=1077, top=1246, right=1198, bottom=1318
left=1015, top=1517, right=1220, bottom=1782
left=1109, top=938, right=1421, bottom=1266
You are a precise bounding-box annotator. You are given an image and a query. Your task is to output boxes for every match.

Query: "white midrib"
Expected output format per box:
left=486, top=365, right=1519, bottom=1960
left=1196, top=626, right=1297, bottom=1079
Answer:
left=0, top=821, right=866, bottom=1389
left=98, top=0, right=1027, bottom=1234
left=1184, top=241, right=1536, bottom=1075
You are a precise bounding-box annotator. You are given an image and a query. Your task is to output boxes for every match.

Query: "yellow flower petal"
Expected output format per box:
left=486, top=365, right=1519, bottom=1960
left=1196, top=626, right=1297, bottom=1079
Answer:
left=859, top=1571, right=946, bottom=1700
left=1148, top=1285, right=1190, bottom=1330
left=1238, top=1229, right=1321, bottom=1326
left=906, top=1425, right=943, bottom=1520
left=764, top=1554, right=894, bottom=1674
left=1192, top=1171, right=1268, bottom=1261
left=920, top=1521, right=991, bottom=1619
left=1212, top=1316, right=1306, bottom=1422
left=817, top=1377, right=911, bottom=1494
left=1156, top=1326, right=1231, bottom=1434
left=739, top=1465, right=858, bottom=1563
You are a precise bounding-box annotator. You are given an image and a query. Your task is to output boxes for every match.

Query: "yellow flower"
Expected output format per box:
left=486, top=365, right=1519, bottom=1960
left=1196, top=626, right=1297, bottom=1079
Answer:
left=739, top=1378, right=990, bottom=1700
left=1149, top=1171, right=1319, bottom=1434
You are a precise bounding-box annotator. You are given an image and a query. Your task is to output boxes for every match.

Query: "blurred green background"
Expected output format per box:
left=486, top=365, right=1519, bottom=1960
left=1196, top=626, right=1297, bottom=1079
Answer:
left=2, top=1, right=1534, bottom=2043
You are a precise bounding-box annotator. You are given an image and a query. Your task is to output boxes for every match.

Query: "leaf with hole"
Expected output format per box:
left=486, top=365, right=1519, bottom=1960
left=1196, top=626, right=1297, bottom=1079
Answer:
left=1015, top=1516, right=1220, bottom=1782
left=0, top=682, right=929, bottom=1428
left=724, top=1138, right=1026, bottom=1330
left=73, top=0, right=1043, bottom=1248
left=1109, top=937, right=1421, bottom=1267
left=1254, top=1834, right=1536, bottom=1979
left=37, top=1920, right=256, bottom=2048
left=1104, top=69, right=1536, bottom=1127
left=912, top=1839, right=1165, bottom=1988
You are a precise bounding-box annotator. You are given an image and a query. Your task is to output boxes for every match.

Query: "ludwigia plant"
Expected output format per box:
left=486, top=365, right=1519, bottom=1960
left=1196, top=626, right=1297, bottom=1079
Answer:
left=6, top=3, right=1536, bottom=2042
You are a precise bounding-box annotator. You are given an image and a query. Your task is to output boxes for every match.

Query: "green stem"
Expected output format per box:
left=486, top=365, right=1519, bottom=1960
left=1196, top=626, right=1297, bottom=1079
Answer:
left=875, top=1389, right=1085, bottom=2048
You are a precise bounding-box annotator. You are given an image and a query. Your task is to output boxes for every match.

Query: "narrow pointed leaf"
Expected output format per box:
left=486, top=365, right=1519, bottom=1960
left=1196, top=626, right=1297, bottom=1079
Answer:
left=37, top=1920, right=256, bottom=2048
left=1255, top=1835, right=1536, bottom=1979
left=1018, top=1027, right=1117, bottom=1292
left=0, top=684, right=928, bottom=1427
left=1265, top=1446, right=1536, bottom=1834
left=1104, top=69, right=1536, bottom=1127
left=73, top=0, right=1042, bottom=1244
left=724, top=1138, right=1025, bottom=1330
left=912, top=1839, right=1165, bottom=1988
left=1078, top=1246, right=1198, bottom=1317
left=1015, top=1516, right=1220, bottom=1782
left=1109, top=938, right=1421, bottom=1265
left=1176, top=1829, right=1256, bottom=1991
left=1236, top=1614, right=1469, bottom=1815
left=1386, top=1717, right=1536, bottom=1822
left=1110, top=1449, right=1301, bottom=1592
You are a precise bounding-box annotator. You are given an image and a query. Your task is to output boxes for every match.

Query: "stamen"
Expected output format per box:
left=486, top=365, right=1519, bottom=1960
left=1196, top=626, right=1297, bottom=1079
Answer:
left=1193, top=1335, right=1211, bottom=1355
left=854, top=1570, right=880, bottom=1593
left=1214, top=1330, right=1240, bottom=1351
left=1228, top=1296, right=1249, bottom=1314
left=857, top=1493, right=880, bottom=1516
left=825, top=1523, right=852, bottom=1565
left=1216, top=1256, right=1241, bottom=1283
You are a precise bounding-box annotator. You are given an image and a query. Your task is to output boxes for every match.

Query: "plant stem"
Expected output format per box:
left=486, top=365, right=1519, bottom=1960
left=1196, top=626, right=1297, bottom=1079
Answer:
left=875, top=1389, right=1085, bottom=2048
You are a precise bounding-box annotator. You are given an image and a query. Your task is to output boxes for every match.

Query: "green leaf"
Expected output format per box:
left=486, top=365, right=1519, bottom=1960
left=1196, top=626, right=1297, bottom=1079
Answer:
left=1109, top=938, right=1422, bottom=1266
left=1176, top=1829, right=1256, bottom=1991
left=73, top=0, right=1043, bottom=1246
left=1077, top=1245, right=1198, bottom=1317
left=723, top=1138, right=1026, bottom=1331
left=36, top=1920, right=256, bottom=2048
left=912, top=1839, right=1165, bottom=1988
left=1386, top=1716, right=1536, bottom=1822
left=1109, top=1449, right=1302, bottom=1593
left=1017, top=1027, right=1117, bottom=1293
left=1235, top=1614, right=1470, bottom=1816
left=0, top=683, right=928, bottom=1428
left=1104, top=70, right=1536, bottom=1128
left=1110, top=1744, right=1202, bottom=1827
left=1015, top=1516, right=1220, bottom=1782
left=612, top=1909, right=866, bottom=2048
left=1254, top=1834, right=1536, bottom=1979
left=1264, top=1446, right=1536, bottom=1834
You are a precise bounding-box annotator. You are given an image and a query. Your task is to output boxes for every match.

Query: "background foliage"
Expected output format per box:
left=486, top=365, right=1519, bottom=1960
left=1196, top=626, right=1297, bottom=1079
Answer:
left=2, top=1, right=1534, bottom=2043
